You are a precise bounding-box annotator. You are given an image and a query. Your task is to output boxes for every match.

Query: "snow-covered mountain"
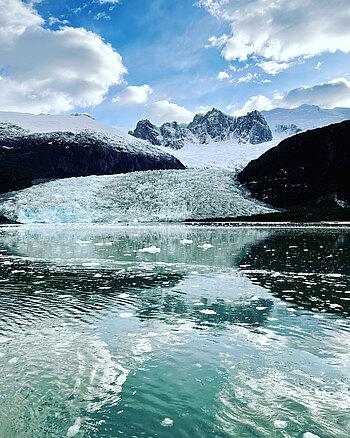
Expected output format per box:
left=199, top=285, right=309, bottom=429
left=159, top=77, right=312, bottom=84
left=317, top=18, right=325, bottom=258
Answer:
left=0, top=114, right=184, bottom=194
left=0, top=111, right=134, bottom=140
left=262, top=104, right=350, bottom=135
left=129, top=108, right=273, bottom=149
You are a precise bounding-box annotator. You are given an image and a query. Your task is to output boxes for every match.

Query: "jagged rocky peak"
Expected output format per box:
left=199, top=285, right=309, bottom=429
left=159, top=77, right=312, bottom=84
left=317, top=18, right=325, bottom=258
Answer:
left=129, top=119, right=162, bottom=145
left=129, top=108, right=272, bottom=149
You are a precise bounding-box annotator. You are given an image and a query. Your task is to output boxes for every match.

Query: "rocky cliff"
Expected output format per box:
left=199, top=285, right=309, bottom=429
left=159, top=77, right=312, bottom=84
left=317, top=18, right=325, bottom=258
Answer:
left=237, top=120, right=350, bottom=209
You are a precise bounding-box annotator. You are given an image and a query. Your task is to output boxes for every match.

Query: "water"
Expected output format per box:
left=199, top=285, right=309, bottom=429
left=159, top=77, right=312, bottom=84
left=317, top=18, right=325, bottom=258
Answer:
left=0, top=224, right=349, bottom=437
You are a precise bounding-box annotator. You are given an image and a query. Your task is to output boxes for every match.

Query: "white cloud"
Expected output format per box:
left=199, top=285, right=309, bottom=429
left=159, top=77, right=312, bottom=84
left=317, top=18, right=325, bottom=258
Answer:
left=0, top=0, right=127, bottom=113
left=233, top=95, right=274, bottom=115
left=237, top=72, right=257, bottom=83
left=282, top=78, right=350, bottom=108
left=145, top=100, right=195, bottom=125
left=200, top=0, right=350, bottom=64
left=315, top=61, right=322, bottom=70
left=257, top=61, right=291, bottom=76
left=113, top=85, right=153, bottom=106
left=233, top=78, right=350, bottom=115
left=217, top=71, right=229, bottom=80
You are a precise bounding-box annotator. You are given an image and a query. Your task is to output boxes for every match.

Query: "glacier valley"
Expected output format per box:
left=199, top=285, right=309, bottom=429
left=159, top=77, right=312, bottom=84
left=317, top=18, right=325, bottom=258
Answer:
left=0, top=169, right=275, bottom=224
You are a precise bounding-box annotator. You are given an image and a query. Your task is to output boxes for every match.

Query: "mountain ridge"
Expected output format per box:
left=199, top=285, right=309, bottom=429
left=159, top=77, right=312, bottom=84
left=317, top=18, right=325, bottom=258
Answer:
left=129, top=108, right=273, bottom=149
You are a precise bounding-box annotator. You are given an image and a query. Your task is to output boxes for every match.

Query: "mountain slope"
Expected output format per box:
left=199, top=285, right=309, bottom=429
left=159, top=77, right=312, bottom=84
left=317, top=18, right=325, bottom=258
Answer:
left=237, top=120, right=350, bottom=209
left=129, top=108, right=272, bottom=148
left=0, top=122, right=185, bottom=194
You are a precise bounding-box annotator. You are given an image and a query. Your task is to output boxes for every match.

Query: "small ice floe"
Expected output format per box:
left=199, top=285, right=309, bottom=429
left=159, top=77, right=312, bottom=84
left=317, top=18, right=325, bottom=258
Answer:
left=138, top=245, right=160, bottom=254
left=119, top=293, right=130, bottom=299
left=180, top=239, right=193, bottom=244
left=312, top=314, right=324, bottom=319
left=67, top=417, right=81, bottom=437
left=256, top=306, right=267, bottom=311
left=198, top=243, right=213, bottom=251
left=303, top=433, right=320, bottom=438
left=161, top=418, right=174, bottom=427
left=274, top=420, right=287, bottom=429
left=193, top=301, right=204, bottom=306
left=250, top=296, right=260, bottom=301
left=119, top=312, right=134, bottom=318
left=267, top=317, right=278, bottom=321
left=93, top=273, right=102, bottom=278
left=199, top=309, right=216, bottom=315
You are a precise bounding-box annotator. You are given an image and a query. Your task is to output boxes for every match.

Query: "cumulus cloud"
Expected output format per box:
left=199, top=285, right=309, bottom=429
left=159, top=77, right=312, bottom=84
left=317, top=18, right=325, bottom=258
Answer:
left=217, top=71, right=229, bottom=80
left=0, top=0, right=127, bottom=113
left=145, top=100, right=195, bottom=125
left=233, top=78, right=350, bottom=115
left=200, top=0, right=350, bottom=66
left=257, top=61, right=291, bottom=76
left=113, top=85, right=153, bottom=106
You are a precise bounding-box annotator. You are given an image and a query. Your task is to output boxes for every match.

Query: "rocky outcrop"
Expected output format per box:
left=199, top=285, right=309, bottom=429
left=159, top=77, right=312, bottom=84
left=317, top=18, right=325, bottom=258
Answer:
left=129, top=108, right=272, bottom=149
left=237, top=120, right=350, bottom=209
left=0, top=123, right=185, bottom=194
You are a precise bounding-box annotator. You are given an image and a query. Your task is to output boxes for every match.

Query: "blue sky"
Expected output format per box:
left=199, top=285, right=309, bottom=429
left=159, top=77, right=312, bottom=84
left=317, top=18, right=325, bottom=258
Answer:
left=1, top=0, right=350, bottom=131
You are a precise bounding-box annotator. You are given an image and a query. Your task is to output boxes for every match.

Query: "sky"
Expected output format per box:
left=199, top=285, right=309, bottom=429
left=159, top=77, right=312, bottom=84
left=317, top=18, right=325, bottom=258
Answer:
left=0, top=0, right=349, bottom=131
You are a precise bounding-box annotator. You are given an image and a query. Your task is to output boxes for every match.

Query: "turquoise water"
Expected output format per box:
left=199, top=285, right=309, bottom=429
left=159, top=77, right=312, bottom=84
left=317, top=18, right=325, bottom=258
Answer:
left=0, top=225, right=349, bottom=437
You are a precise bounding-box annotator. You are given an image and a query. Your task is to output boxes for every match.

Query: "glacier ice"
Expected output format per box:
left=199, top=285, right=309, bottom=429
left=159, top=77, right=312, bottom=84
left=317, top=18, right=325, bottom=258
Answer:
left=0, top=169, right=275, bottom=224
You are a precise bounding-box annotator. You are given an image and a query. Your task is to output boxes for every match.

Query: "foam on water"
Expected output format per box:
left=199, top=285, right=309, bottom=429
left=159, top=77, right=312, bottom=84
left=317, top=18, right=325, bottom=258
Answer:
left=0, top=169, right=274, bottom=224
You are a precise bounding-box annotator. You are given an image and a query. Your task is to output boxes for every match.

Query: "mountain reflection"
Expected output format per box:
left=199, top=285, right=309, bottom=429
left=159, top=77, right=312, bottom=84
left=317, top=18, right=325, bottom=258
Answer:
left=237, top=229, right=350, bottom=317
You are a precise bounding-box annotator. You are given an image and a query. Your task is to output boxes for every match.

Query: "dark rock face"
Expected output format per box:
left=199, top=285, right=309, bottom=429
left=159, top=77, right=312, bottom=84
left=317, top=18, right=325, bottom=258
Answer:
left=129, top=119, right=162, bottom=145
left=0, top=123, right=185, bottom=194
left=238, top=120, right=350, bottom=209
left=129, top=108, right=272, bottom=149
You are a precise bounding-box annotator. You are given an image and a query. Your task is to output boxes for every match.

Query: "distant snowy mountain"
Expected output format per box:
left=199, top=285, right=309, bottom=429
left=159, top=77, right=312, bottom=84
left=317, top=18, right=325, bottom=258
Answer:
left=129, top=108, right=272, bottom=149
left=0, top=111, right=140, bottom=143
left=262, top=104, right=350, bottom=135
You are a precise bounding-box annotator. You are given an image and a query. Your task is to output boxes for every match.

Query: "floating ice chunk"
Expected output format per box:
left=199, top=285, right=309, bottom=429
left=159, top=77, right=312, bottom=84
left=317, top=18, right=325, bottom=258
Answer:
left=193, top=302, right=204, bottom=306
left=200, top=309, right=216, bottom=315
left=119, top=293, right=130, bottom=298
left=93, top=273, right=102, bottom=278
left=312, top=314, right=324, bottom=319
left=67, top=417, right=81, bottom=437
left=274, top=420, right=287, bottom=429
left=138, top=245, right=160, bottom=254
left=119, top=312, right=134, bottom=318
left=256, top=306, right=267, bottom=310
left=267, top=317, right=278, bottom=321
left=161, top=418, right=174, bottom=427
left=303, top=433, right=320, bottom=438
left=180, top=239, right=193, bottom=244
left=198, top=243, right=213, bottom=251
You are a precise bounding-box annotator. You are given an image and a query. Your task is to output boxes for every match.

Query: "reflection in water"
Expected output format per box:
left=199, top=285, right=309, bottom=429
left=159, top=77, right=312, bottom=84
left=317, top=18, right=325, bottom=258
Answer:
left=0, top=225, right=350, bottom=437
left=238, top=229, right=350, bottom=316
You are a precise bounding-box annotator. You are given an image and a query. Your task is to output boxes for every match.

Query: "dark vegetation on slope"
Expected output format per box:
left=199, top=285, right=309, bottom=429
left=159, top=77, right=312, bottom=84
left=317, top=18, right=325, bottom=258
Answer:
left=237, top=120, right=350, bottom=209
left=0, top=123, right=185, bottom=194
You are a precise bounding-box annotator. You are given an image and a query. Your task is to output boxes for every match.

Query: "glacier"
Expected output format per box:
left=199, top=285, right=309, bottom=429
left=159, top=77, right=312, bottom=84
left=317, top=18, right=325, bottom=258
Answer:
left=0, top=169, right=275, bottom=224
